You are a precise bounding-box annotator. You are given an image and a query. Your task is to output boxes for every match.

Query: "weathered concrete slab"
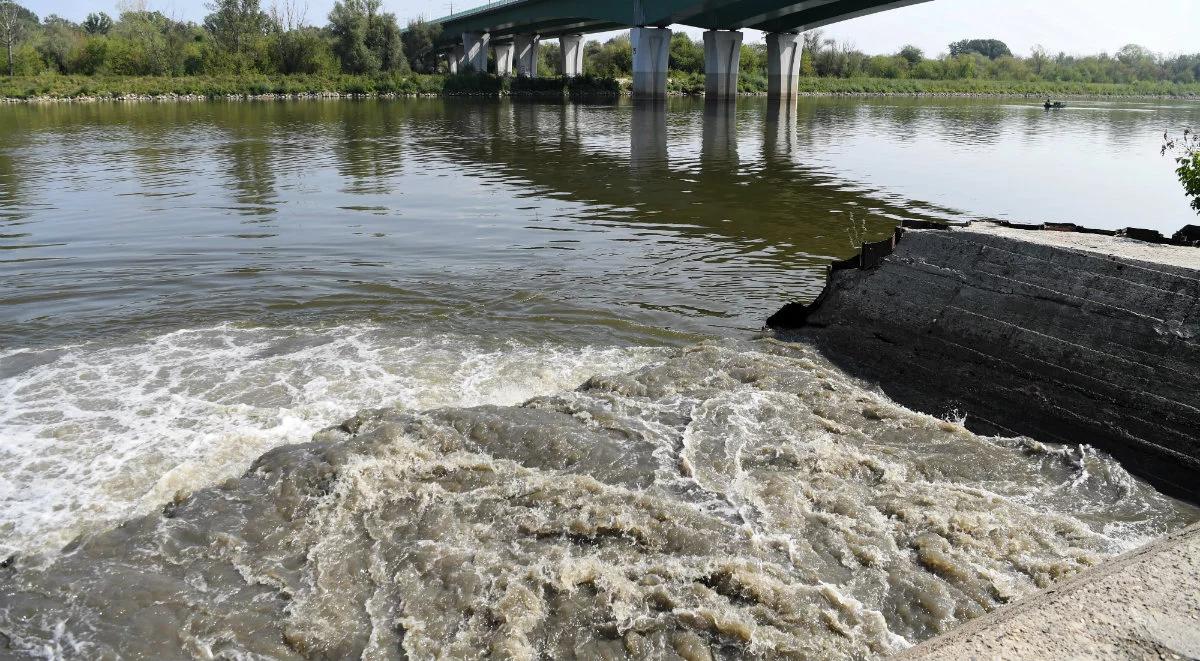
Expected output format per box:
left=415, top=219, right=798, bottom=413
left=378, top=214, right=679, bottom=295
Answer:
left=898, top=522, right=1200, bottom=660
left=772, top=222, right=1200, bottom=501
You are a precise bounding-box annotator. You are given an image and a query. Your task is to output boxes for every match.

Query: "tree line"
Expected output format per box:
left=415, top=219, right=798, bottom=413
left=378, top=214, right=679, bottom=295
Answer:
left=0, top=0, right=441, bottom=77
left=797, top=32, right=1200, bottom=85
left=0, top=0, right=1197, bottom=88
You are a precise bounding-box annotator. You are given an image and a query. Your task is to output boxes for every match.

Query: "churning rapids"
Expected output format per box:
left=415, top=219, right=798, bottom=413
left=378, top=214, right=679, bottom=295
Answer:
left=2, top=336, right=1196, bottom=659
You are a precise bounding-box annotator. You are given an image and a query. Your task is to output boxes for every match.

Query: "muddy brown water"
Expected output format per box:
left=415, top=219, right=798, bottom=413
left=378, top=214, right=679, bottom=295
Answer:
left=1, top=97, right=1198, bottom=658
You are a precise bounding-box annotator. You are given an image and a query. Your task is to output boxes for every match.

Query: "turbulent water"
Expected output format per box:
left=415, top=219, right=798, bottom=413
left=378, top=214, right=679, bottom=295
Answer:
left=3, top=341, right=1194, bottom=659
left=2, top=98, right=1199, bottom=658
left=0, top=324, right=666, bottom=560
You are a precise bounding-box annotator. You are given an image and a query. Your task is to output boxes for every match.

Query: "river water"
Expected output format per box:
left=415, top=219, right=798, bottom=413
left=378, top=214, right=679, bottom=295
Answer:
left=1, top=97, right=1197, bottom=658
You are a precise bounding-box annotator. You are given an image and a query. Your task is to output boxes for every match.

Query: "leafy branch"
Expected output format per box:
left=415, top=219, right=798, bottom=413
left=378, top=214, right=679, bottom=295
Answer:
left=1163, top=128, right=1200, bottom=215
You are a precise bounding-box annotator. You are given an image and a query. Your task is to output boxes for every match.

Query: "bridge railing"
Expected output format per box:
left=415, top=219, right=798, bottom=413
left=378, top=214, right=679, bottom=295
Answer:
left=429, top=0, right=535, bottom=26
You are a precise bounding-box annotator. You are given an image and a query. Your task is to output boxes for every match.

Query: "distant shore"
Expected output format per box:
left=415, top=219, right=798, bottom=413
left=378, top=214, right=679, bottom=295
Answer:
left=2, top=73, right=1198, bottom=103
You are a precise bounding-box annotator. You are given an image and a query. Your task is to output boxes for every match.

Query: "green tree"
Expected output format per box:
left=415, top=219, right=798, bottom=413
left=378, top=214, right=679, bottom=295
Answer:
left=739, top=42, right=765, bottom=75
left=204, top=0, right=267, bottom=63
left=266, top=25, right=335, bottom=74
left=1163, top=129, right=1200, bottom=215
left=0, top=0, right=36, bottom=76
left=401, top=19, right=440, bottom=73
left=328, top=0, right=405, bottom=74
left=108, top=9, right=188, bottom=76
left=366, top=7, right=405, bottom=72
left=329, top=0, right=375, bottom=73
left=898, top=44, right=923, bottom=66
left=668, top=32, right=703, bottom=74
left=68, top=35, right=107, bottom=73
left=538, top=40, right=560, bottom=76
left=38, top=15, right=80, bottom=72
left=949, top=38, right=1011, bottom=60
left=261, top=0, right=333, bottom=75
left=1183, top=152, right=1200, bottom=215
left=866, top=54, right=903, bottom=79
left=82, top=12, right=113, bottom=35
left=585, top=34, right=631, bottom=78
left=799, top=30, right=822, bottom=76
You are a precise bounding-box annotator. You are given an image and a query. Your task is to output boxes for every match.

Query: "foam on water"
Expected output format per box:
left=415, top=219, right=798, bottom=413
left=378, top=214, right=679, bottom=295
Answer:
left=0, top=323, right=666, bottom=560
left=1, top=340, right=1194, bottom=660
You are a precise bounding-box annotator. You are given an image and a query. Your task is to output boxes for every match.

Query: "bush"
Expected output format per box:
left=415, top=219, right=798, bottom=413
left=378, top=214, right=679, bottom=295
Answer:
left=509, top=73, right=620, bottom=97
left=441, top=72, right=506, bottom=95
left=266, top=29, right=338, bottom=76
left=667, top=71, right=704, bottom=95
left=68, top=37, right=108, bottom=74
left=12, top=45, right=46, bottom=76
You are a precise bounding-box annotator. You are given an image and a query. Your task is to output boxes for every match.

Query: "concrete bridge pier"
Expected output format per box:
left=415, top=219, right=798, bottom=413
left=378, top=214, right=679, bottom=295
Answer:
left=766, top=32, right=803, bottom=98
left=632, top=27, right=672, bottom=99
left=560, top=34, right=585, bottom=77
left=494, top=42, right=515, bottom=76
left=703, top=30, right=743, bottom=100
left=448, top=45, right=465, bottom=74
left=515, top=34, right=539, bottom=77
left=461, top=32, right=491, bottom=72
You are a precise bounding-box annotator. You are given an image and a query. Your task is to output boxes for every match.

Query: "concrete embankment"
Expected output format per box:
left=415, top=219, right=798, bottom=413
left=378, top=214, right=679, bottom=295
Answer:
left=770, top=222, right=1200, bottom=502
left=899, top=521, right=1200, bottom=659
left=769, top=221, right=1200, bottom=658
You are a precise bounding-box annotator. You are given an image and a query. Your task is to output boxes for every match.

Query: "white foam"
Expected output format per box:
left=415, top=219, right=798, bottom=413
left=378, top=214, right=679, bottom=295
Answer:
left=0, top=323, right=666, bottom=559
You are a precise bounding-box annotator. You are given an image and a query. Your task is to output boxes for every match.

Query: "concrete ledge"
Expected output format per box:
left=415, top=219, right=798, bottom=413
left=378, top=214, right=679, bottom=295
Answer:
left=898, top=522, right=1200, bottom=659
left=770, top=221, right=1200, bottom=502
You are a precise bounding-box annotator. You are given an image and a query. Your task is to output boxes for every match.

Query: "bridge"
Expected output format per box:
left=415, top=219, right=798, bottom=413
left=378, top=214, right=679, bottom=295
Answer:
left=426, top=0, right=931, bottom=98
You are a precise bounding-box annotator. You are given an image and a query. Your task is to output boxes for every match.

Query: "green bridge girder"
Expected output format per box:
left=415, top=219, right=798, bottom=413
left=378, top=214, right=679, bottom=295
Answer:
left=427, top=0, right=932, bottom=46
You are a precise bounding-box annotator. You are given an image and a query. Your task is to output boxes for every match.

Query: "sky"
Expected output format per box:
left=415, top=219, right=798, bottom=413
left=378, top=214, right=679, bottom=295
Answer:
left=25, top=0, right=1200, bottom=58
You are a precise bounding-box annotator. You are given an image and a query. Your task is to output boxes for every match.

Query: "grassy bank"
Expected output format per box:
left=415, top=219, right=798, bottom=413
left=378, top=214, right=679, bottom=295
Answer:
left=2, top=73, right=1198, bottom=101
left=0, top=73, right=620, bottom=100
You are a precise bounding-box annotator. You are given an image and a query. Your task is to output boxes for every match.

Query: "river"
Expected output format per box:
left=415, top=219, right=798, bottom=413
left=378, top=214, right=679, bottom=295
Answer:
left=1, top=97, right=1198, bottom=658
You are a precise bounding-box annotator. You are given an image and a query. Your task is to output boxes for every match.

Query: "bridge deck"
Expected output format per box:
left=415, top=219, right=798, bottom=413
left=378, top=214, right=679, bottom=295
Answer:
left=426, top=0, right=932, bottom=46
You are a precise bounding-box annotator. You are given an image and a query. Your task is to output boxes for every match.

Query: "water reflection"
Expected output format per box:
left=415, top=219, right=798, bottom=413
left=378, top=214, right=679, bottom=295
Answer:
left=0, top=97, right=1196, bottom=348
left=701, top=100, right=739, bottom=171
left=222, top=111, right=278, bottom=216
left=334, top=103, right=405, bottom=196
left=630, top=100, right=667, bottom=170
left=763, top=98, right=799, bottom=164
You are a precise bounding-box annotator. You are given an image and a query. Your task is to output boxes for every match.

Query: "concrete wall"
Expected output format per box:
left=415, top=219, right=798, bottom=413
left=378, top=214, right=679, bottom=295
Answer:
left=770, top=224, right=1200, bottom=501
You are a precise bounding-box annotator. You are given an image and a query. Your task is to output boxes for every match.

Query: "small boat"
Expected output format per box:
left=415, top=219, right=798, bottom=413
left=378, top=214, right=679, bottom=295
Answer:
left=1043, top=100, right=1066, bottom=110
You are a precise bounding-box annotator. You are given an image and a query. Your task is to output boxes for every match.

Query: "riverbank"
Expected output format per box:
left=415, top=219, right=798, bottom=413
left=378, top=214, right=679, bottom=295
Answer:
left=2, top=72, right=1198, bottom=102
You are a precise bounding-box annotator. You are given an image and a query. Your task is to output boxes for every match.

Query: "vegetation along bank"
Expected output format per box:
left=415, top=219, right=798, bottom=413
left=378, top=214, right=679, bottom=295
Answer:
left=1, top=0, right=1200, bottom=100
